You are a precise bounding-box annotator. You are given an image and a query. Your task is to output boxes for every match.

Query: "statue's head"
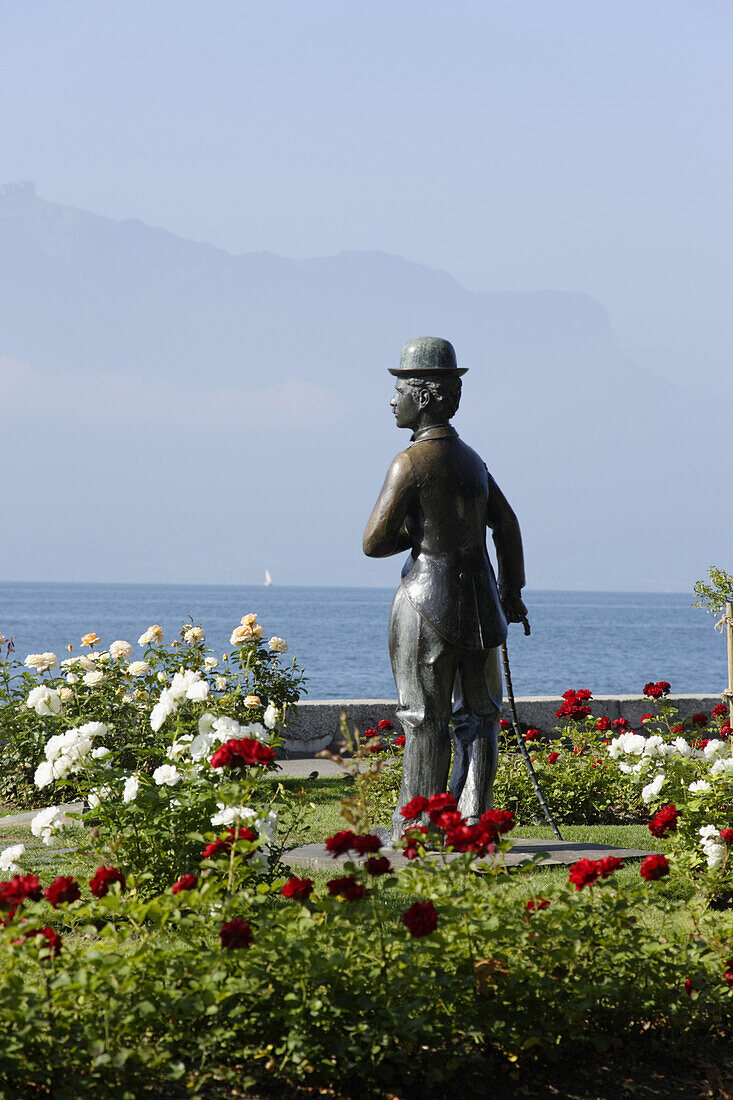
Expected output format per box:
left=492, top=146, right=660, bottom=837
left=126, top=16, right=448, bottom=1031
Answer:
left=389, top=337, right=466, bottom=429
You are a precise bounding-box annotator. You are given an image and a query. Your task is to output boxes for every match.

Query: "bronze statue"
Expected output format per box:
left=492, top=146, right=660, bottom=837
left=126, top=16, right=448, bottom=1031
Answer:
left=363, top=337, right=527, bottom=842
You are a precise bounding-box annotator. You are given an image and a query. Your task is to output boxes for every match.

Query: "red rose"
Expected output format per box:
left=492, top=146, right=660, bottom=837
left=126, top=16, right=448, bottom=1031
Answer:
left=394, top=734, right=406, bottom=748
left=426, top=793, right=458, bottom=823
left=724, top=960, right=733, bottom=987
left=19, top=926, right=62, bottom=956
left=325, top=830, right=357, bottom=857
left=671, top=724, right=684, bottom=734
left=712, top=703, right=727, bottom=718
left=721, top=724, right=732, bottom=737
left=640, top=713, right=654, bottom=723
left=640, top=854, right=670, bottom=881
left=499, top=719, right=510, bottom=731
left=402, top=826, right=429, bottom=860
left=595, top=716, right=611, bottom=731
left=692, top=713, right=708, bottom=728
left=0, top=873, right=42, bottom=916
left=525, top=728, right=541, bottom=742
left=171, top=873, right=198, bottom=894
left=219, top=917, right=253, bottom=950
left=209, top=737, right=276, bottom=770
left=44, top=876, right=81, bottom=908
left=366, top=741, right=384, bottom=754
left=365, top=856, right=392, bottom=876
left=568, top=858, right=600, bottom=890
left=400, top=796, right=429, bottom=821
left=648, top=803, right=679, bottom=838
left=573, top=745, right=585, bottom=756
left=555, top=689, right=592, bottom=720
left=684, top=978, right=694, bottom=996
left=89, top=866, right=126, bottom=898
left=596, top=855, right=624, bottom=878
left=718, top=829, right=733, bottom=845
left=352, top=833, right=382, bottom=855
left=612, top=717, right=630, bottom=730
left=433, top=810, right=464, bottom=830
left=525, top=897, right=550, bottom=913
left=327, top=875, right=367, bottom=901
left=643, top=681, right=671, bottom=699
left=547, top=751, right=560, bottom=764
left=480, top=809, right=515, bottom=836
left=202, top=826, right=258, bottom=859
left=402, top=899, right=438, bottom=937
left=377, top=719, right=393, bottom=731
left=281, top=876, right=313, bottom=900
left=364, top=728, right=378, bottom=738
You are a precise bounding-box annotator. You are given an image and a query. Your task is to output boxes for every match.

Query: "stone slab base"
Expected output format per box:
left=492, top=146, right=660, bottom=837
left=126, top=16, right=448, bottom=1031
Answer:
left=282, top=837, right=655, bottom=872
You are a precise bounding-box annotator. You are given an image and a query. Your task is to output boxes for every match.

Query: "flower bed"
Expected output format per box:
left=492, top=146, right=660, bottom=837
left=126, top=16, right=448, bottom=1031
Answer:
left=0, top=626, right=731, bottom=1096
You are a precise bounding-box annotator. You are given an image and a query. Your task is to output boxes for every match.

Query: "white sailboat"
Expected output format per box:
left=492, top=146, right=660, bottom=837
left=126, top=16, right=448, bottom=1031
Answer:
left=264, top=569, right=273, bottom=587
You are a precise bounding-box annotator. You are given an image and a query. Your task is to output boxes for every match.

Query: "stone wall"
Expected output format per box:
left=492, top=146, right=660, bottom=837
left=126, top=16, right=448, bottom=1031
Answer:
left=280, top=695, right=725, bottom=756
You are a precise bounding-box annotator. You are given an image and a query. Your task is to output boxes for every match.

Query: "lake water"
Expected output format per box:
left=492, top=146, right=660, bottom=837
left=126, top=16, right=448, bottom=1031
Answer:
left=0, top=582, right=725, bottom=699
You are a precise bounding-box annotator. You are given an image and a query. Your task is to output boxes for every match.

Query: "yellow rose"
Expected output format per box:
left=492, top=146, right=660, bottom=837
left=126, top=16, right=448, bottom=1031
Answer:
left=244, top=695, right=262, bottom=708
left=81, top=633, right=100, bottom=647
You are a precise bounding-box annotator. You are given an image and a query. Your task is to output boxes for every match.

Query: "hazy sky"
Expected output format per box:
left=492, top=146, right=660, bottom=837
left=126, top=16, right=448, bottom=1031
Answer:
left=3, top=0, right=731, bottom=390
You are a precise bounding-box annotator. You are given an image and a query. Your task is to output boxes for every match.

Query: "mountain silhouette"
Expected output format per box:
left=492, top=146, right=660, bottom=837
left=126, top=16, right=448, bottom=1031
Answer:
left=0, top=181, right=724, bottom=592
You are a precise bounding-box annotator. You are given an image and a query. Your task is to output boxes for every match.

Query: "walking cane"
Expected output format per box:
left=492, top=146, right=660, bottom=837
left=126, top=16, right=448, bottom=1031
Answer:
left=501, top=617, right=563, bottom=841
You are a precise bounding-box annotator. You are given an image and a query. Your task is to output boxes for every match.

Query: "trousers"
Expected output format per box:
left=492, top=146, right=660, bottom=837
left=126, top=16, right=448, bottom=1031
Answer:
left=388, top=586, right=503, bottom=842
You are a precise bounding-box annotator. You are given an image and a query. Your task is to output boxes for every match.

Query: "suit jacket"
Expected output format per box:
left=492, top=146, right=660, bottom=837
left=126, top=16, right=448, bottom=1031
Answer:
left=363, top=425, right=525, bottom=650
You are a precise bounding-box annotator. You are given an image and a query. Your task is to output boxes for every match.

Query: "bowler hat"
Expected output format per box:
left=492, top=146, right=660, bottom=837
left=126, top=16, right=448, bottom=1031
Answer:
left=389, top=336, right=468, bottom=377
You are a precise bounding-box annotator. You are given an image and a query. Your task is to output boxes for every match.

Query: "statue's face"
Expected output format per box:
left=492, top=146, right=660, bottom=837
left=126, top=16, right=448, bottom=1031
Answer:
left=390, top=380, right=422, bottom=429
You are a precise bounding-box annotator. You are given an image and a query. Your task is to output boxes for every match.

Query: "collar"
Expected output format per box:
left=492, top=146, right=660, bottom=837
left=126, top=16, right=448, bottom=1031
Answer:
left=410, top=424, right=459, bottom=443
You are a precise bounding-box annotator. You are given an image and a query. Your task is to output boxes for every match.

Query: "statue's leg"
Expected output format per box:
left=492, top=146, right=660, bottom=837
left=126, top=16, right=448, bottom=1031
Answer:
left=449, top=647, right=502, bottom=823
left=389, top=588, right=455, bottom=843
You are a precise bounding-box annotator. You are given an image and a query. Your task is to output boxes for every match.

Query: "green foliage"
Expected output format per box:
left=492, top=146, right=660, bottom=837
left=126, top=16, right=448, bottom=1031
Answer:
left=693, top=566, right=733, bottom=616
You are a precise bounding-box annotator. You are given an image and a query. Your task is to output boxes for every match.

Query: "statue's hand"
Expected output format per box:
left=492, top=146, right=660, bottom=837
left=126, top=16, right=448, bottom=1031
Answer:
left=501, top=592, right=529, bottom=627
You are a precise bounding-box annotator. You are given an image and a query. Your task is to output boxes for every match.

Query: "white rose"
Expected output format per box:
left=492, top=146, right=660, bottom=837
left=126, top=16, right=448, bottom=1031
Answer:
left=673, top=737, right=692, bottom=757
left=31, top=805, right=67, bottom=845
left=703, top=739, right=726, bottom=761
left=167, top=735, right=193, bottom=760
left=183, top=626, right=204, bottom=643
left=150, top=701, right=170, bottom=732
left=58, top=687, right=73, bottom=702
left=109, top=640, right=133, bottom=660
left=688, top=780, right=711, bottom=794
left=710, top=757, right=733, bottom=777
left=78, top=655, right=97, bottom=672
left=26, top=685, right=62, bottom=717
left=189, top=731, right=215, bottom=761
left=241, top=721, right=270, bottom=743
left=66, top=672, right=79, bottom=685
left=123, top=775, right=140, bottom=803
left=268, top=636, right=288, bottom=654
left=642, top=735, right=665, bottom=758
left=91, top=746, right=111, bottom=760
left=127, top=660, right=150, bottom=677
left=0, top=844, right=25, bottom=873
left=641, top=773, right=665, bottom=804
left=215, top=676, right=227, bottom=691
left=263, top=703, right=278, bottom=730
left=212, top=715, right=240, bottom=741
left=152, top=763, right=181, bottom=787
left=705, top=843, right=726, bottom=869
left=83, top=670, right=104, bottom=688
left=157, top=671, right=167, bottom=683
left=204, top=656, right=218, bottom=670
left=34, top=760, right=55, bottom=788
left=186, top=679, right=209, bottom=702
left=78, top=721, right=107, bottom=739
left=24, top=651, right=59, bottom=672
left=198, top=712, right=216, bottom=736
left=138, top=625, right=163, bottom=646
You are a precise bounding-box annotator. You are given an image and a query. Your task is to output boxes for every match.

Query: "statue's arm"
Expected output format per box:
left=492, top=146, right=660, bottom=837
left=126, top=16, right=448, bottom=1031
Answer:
left=486, top=472, right=527, bottom=621
left=363, top=453, right=414, bottom=558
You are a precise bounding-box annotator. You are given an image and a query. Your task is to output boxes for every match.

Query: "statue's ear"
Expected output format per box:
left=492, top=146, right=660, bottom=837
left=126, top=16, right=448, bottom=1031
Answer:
left=417, top=386, right=431, bottom=409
